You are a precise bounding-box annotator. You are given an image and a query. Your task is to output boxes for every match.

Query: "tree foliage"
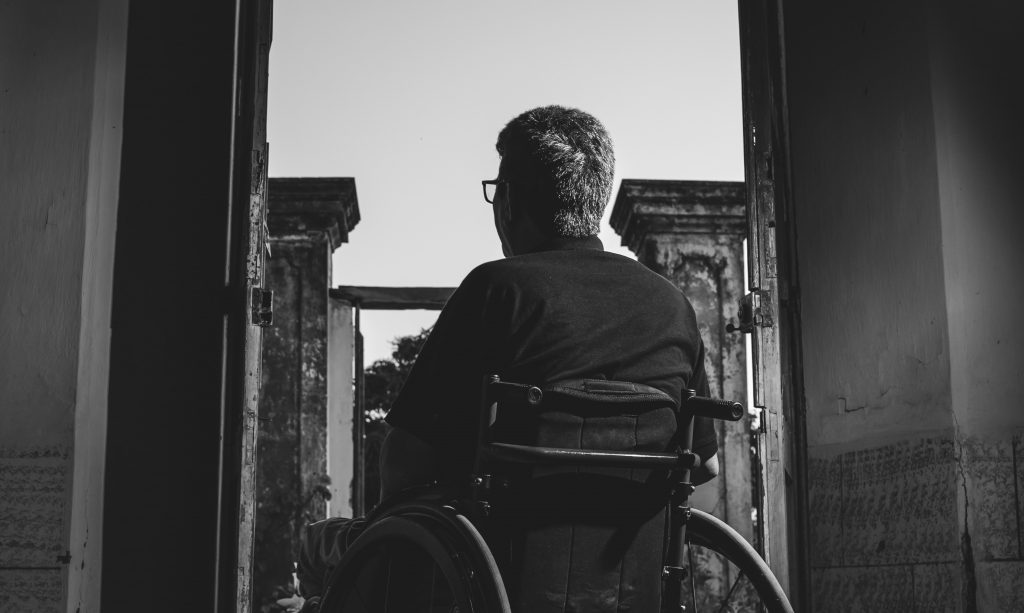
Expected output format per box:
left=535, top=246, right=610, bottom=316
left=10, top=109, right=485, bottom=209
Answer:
left=362, top=326, right=431, bottom=507
left=363, top=326, right=431, bottom=422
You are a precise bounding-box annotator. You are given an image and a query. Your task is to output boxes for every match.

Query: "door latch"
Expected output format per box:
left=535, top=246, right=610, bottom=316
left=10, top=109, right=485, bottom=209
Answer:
left=251, top=287, right=273, bottom=327
left=726, top=290, right=773, bottom=334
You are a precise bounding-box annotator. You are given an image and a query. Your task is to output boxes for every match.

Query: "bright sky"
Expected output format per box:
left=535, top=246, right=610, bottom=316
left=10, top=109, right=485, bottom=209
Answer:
left=268, top=0, right=743, bottom=363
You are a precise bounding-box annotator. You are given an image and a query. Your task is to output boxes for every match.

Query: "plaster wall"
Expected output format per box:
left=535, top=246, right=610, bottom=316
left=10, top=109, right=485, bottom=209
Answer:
left=785, top=0, right=1024, bottom=608
left=786, top=0, right=952, bottom=451
left=927, top=3, right=1024, bottom=608
left=0, top=1, right=125, bottom=610
left=927, top=2, right=1024, bottom=437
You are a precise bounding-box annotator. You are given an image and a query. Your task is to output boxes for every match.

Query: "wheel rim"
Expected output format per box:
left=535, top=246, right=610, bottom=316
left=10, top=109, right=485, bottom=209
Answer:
left=319, top=504, right=510, bottom=613
left=679, top=509, right=793, bottom=613
left=683, top=537, right=764, bottom=613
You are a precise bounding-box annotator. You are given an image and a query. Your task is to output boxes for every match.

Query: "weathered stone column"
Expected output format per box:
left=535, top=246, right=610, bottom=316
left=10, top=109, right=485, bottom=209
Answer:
left=254, top=177, right=359, bottom=608
left=610, top=179, right=752, bottom=541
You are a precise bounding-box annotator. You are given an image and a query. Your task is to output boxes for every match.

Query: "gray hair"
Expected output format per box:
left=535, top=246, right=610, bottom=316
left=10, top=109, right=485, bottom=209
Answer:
left=496, top=105, right=615, bottom=238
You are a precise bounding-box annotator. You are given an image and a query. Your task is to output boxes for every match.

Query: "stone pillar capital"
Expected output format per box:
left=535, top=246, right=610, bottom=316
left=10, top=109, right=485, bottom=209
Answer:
left=610, top=180, right=746, bottom=254
left=268, top=177, right=360, bottom=251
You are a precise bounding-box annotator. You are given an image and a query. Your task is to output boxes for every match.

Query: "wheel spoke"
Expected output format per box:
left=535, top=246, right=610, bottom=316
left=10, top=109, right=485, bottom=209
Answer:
left=714, top=570, right=745, bottom=613
left=688, top=542, right=698, bottom=613
left=682, top=509, right=794, bottom=613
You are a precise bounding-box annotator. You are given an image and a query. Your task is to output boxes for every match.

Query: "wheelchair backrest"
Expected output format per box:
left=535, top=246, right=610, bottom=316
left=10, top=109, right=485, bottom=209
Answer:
left=479, top=377, right=679, bottom=613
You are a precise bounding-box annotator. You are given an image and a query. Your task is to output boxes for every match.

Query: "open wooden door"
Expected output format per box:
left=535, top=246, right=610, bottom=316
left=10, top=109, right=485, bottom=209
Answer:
left=221, top=0, right=274, bottom=611
left=101, top=1, right=275, bottom=610
left=737, top=0, right=809, bottom=607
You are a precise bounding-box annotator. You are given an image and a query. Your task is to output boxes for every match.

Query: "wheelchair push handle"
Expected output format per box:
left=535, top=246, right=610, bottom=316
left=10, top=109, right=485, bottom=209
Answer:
left=486, top=377, right=543, bottom=406
left=685, top=392, right=745, bottom=422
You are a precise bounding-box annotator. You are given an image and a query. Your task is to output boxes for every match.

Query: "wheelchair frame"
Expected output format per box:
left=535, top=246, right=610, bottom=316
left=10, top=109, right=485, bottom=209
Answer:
left=319, top=376, right=793, bottom=613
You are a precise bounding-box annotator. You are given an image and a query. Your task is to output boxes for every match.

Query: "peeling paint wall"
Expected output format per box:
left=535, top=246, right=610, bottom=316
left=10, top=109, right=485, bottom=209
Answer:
left=0, top=1, right=124, bottom=611
left=255, top=238, right=332, bottom=609
left=642, top=232, right=751, bottom=536
left=786, top=0, right=1024, bottom=609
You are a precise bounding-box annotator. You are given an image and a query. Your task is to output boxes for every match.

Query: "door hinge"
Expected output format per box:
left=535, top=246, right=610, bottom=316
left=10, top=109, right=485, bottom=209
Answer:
left=726, top=290, right=773, bottom=334
left=251, top=287, right=273, bottom=327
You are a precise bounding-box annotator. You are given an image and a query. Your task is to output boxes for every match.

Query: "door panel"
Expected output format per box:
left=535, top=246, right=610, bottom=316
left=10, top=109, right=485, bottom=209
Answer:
left=223, top=0, right=273, bottom=611
left=738, top=0, right=808, bottom=603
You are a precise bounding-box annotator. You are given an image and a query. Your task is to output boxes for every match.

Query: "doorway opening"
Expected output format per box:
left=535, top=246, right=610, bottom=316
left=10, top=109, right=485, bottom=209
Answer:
left=256, top=1, right=803, bottom=610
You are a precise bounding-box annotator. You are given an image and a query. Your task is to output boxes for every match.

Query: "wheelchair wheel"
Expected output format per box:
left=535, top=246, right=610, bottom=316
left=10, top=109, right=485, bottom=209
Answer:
left=681, top=508, right=794, bottom=613
left=319, top=502, right=511, bottom=613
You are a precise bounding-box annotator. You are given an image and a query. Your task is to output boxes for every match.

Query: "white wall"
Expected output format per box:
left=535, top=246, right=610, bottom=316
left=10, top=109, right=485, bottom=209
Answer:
left=928, top=5, right=1024, bottom=607
left=786, top=0, right=953, bottom=451
left=327, top=301, right=355, bottom=518
left=785, top=0, right=1024, bottom=607
left=0, top=0, right=126, bottom=610
left=928, top=2, right=1024, bottom=437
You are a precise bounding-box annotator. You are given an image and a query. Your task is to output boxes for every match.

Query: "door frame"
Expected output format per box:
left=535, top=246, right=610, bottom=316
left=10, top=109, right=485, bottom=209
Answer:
left=737, top=0, right=810, bottom=606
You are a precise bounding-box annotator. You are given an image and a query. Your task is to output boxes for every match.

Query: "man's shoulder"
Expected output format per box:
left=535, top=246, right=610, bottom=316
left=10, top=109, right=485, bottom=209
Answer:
left=460, top=255, right=548, bottom=289
left=464, top=250, right=684, bottom=298
left=467, top=249, right=663, bottom=282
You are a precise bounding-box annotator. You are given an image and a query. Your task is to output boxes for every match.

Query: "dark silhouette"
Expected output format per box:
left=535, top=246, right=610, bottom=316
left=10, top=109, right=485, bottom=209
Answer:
left=362, top=327, right=431, bottom=507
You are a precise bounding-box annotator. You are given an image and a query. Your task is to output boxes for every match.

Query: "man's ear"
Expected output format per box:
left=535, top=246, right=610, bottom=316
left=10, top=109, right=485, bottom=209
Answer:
left=500, top=185, right=515, bottom=225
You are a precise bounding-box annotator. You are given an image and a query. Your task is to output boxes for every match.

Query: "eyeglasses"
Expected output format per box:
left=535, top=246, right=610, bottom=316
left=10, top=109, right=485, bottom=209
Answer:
left=481, top=179, right=508, bottom=204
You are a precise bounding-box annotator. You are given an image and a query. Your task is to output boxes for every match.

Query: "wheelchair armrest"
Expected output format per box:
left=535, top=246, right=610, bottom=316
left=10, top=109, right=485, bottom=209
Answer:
left=480, top=442, right=701, bottom=471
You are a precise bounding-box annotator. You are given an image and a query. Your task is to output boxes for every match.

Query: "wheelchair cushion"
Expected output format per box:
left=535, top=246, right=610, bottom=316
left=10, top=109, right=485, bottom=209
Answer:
left=488, top=379, right=678, bottom=613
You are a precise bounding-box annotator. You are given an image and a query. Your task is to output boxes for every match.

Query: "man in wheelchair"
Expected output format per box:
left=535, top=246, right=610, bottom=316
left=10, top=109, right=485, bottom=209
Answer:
left=296, top=105, right=719, bottom=612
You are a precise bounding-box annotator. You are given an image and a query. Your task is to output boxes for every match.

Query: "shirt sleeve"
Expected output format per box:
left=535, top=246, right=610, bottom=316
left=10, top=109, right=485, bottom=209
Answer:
left=687, top=340, right=719, bottom=462
left=384, top=269, right=500, bottom=467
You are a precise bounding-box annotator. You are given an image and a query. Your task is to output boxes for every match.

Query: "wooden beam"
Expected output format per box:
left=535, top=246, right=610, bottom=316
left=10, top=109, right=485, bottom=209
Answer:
left=331, top=286, right=456, bottom=310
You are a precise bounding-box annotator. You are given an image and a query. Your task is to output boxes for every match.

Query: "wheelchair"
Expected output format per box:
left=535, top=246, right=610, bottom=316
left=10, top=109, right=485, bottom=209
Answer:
left=318, top=376, right=794, bottom=613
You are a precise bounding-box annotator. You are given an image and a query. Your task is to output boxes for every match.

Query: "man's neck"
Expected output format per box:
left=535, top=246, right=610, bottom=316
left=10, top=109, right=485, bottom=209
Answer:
left=516, top=235, right=604, bottom=255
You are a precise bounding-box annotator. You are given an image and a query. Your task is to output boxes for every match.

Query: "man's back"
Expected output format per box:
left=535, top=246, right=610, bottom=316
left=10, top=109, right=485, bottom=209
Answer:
left=471, top=237, right=702, bottom=401
left=385, top=235, right=716, bottom=483
left=384, top=236, right=715, bottom=612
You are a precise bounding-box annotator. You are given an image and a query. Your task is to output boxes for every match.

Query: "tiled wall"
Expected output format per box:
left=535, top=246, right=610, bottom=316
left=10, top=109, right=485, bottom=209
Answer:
left=808, top=434, right=1024, bottom=612
left=0, top=445, right=68, bottom=613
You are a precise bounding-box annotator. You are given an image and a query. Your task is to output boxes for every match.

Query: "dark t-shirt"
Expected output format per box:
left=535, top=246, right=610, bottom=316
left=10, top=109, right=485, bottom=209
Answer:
left=385, top=236, right=718, bottom=476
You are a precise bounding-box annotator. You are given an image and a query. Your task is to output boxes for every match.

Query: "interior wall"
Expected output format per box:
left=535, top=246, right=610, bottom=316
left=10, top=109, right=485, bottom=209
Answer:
left=928, top=2, right=1024, bottom=608
left=786, top=0, right=952, bottom=451
left=785, top=0, right=1024, bottom=608
left=785, top=0, right=960, bottom=610
left=0, top=1, right=117, bottom=610
left=928, top=1, right=1024, bottom=436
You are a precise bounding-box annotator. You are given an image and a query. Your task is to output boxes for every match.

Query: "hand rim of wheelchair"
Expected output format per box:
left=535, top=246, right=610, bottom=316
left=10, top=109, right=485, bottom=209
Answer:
left=319, top=500, right=512, bottom=613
